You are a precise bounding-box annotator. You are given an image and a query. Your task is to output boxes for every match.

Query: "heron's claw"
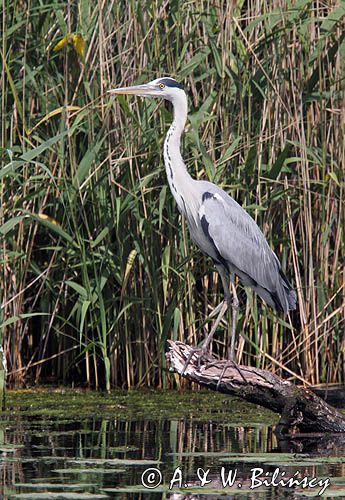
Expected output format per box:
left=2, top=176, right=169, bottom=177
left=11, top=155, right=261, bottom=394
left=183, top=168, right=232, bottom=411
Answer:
left=216, top=359, right=247, bottom=389
left=181, top=346, right=211, bottom=375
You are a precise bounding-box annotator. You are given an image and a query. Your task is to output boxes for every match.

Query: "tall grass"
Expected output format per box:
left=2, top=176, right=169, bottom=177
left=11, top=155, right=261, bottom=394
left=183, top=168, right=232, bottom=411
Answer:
left=1, top=0, right=344, bottom=389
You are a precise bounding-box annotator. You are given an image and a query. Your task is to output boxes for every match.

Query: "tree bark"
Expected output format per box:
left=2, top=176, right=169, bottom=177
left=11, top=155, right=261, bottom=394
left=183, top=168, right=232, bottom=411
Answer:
left=166, top=340, right=345, bottom=436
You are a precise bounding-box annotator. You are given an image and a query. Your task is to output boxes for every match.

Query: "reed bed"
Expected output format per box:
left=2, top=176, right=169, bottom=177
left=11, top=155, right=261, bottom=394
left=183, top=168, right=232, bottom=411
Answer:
left=1, top=0, right=344, bottom=389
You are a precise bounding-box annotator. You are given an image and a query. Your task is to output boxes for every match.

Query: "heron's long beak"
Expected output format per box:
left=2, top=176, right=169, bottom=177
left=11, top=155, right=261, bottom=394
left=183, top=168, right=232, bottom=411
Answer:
left=108, top=84, right=157, bottom=97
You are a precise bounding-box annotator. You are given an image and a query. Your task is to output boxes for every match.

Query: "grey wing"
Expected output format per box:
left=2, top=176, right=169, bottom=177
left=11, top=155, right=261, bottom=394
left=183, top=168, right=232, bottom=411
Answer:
left=198, top=187, right=296, bottom=312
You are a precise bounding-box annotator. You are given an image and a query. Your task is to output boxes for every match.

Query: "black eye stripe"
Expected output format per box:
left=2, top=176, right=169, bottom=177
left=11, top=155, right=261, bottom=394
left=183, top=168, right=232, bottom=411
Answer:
left=158, top=78, right=184, bottom=90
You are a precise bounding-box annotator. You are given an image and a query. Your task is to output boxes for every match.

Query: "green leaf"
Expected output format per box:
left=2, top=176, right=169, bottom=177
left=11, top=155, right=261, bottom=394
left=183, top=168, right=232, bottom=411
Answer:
left=267, top=145, right=290, bottom=179
left=66, top=280, right=88, bottom=299
left=31, top=214, right=76, bottom=245
left=80, top=300, right=91, bottom=342
left=21, top=131, right=70, bottom=162
left=218, top=137, right=242, bottom=166
left=0, top=313, right=49, bottom=329
left=179, top=48, right=210, bottom=77
left=210, top=39, right=223, bottom=78
left=91, top=227, right=109, bottom=248
left=159, top=185, right=167, bottom=229
left=162, top=245, right=171, bottom=303
left=173, top=308, right=180, bottom=340
left=0, top=215, right=25, bottom=235
left=306, top=30, right=345, bottom=93
left=75, top=139, right=105, bottom=187
left=328, top=172, right=340, bottom=186
left=104, top=355, right=111, bottom=393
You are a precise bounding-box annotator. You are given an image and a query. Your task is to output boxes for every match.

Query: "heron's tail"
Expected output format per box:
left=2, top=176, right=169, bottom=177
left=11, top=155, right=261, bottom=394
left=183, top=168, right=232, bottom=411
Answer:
left=278, top=269, right=297, bottom=313
left=238, top=263, right=297, bottom=314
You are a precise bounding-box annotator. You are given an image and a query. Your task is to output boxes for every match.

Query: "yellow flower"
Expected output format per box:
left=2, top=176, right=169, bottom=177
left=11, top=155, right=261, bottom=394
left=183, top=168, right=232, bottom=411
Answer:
left=72, top=34, right=85, bottom=61
left=52, top=33, right=85, bottom=61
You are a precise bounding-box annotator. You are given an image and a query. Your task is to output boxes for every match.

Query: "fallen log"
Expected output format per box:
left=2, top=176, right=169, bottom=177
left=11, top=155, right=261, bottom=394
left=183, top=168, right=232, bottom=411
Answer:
left=166, top=340, right=345, bottom=436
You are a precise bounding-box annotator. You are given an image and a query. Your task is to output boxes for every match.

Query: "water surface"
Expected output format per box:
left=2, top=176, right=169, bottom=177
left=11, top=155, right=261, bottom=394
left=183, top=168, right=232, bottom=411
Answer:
left=0, top=389, right=344, bottom=499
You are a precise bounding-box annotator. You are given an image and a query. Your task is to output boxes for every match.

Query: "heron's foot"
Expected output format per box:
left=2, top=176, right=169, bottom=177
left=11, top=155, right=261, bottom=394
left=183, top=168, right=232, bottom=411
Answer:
left=181, top=345, right=212, bottom=376
left=216, top=358, right=247, bottom=389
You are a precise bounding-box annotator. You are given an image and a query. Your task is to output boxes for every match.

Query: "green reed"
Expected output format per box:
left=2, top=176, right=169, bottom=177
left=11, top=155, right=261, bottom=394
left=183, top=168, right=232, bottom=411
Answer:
left=1, top=0, right=344, bottom=389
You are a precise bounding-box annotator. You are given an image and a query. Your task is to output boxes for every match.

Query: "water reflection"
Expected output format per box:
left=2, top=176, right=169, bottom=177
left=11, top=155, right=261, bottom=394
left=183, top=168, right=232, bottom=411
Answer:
left=0, top=395, right=344, bottom=499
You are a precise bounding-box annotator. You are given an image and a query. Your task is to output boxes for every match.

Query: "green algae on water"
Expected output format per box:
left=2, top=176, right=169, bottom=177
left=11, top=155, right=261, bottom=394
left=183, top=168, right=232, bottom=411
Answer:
left=4, top=388, right=277, bottom=425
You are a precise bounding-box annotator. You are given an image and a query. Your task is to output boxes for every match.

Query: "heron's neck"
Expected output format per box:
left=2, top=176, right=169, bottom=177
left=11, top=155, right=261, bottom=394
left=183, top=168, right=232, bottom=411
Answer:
left=163, top=93, right=193, bottom=214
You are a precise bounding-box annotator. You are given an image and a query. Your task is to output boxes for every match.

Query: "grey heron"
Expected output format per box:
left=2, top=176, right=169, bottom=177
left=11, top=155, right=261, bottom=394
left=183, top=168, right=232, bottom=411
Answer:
left=109, top=77, right=297, bottom=372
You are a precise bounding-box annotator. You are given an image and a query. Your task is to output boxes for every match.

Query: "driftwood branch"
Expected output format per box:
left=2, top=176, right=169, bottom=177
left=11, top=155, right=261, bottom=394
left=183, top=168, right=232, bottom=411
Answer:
left=166, top=340, right=345, bottom=436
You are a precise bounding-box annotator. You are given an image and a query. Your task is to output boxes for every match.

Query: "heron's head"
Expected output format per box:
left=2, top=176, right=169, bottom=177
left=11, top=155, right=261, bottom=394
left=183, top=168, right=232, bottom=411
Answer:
left=108, top=77, right=184, bottom=103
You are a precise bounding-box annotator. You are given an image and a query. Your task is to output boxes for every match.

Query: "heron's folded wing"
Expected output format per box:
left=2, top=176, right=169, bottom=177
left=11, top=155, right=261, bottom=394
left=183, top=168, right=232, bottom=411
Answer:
left=199, top=192, right=280, bottom=291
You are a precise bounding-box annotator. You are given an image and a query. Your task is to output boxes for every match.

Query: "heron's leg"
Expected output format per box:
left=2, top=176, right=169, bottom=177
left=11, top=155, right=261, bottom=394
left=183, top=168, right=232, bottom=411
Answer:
left=208, top=300, right=225, bottom=319
left=203, top=266, right=231, bottom=322
left=216, top=277, right=247, bottom=388
left=181, top=300, right=229, bottom=375
left=202, top=299, right=229, bottom=351
left=181, top=265, right=230, bottom=375
left=229, top=279, right=239, bottom=361
left=216, top=265, right=232, bottom=303
left=202, top=264, right=231, bottom=351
